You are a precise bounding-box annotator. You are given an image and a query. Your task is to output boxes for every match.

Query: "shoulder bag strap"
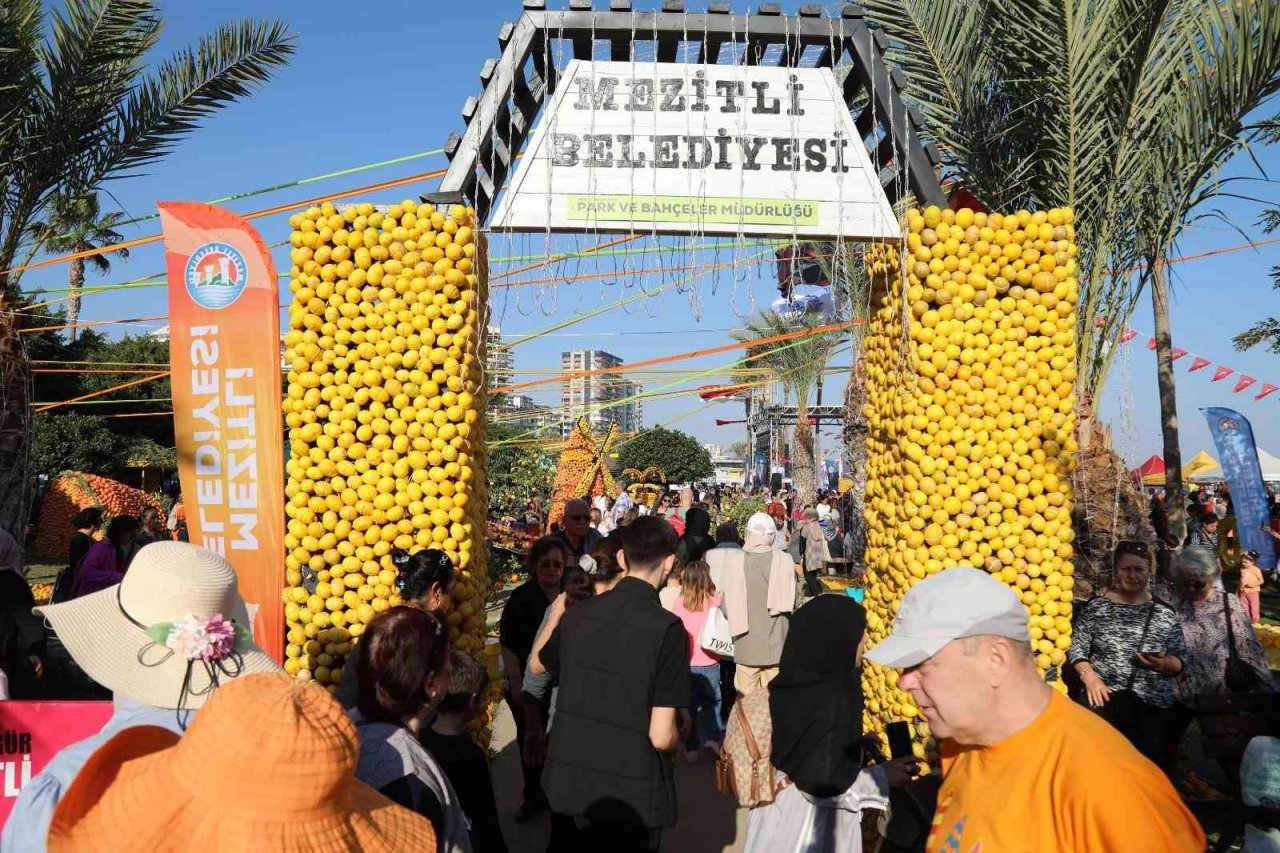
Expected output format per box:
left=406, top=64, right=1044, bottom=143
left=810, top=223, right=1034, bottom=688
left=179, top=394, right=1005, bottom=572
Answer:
left=1222, top=590, right=1241, bottom=665
left=735, top=699, right=763, bottom=762
left=1125, top=601, right=1157, bottom=692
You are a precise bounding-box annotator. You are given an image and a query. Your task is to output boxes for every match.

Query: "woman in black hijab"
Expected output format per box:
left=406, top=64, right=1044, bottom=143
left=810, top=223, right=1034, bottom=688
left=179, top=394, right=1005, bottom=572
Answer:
left=743, top=594, right=921, bottom=853
left=675, top=505, right=716, bottom=564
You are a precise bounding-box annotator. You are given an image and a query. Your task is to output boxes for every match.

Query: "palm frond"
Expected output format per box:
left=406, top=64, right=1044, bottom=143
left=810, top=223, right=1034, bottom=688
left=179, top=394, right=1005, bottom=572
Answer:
left=95, top=19, right=295, bottom=183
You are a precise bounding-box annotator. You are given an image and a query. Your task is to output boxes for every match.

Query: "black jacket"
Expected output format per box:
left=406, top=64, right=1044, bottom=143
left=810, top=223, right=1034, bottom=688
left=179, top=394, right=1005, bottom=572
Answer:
left=541, top=578, right=691, bottom=828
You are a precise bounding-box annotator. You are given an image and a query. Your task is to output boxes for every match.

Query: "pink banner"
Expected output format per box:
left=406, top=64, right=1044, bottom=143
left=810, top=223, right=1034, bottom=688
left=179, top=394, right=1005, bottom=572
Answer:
left=1256, top=383, right=1279, bottom=401
left=1146, top=337, right=1157, bottom=350
left=1213, top=366, right=1235, bottom=382
left=1171, top=348, right=1188, bottom=361
left=1189, top=356, right=1212, bottom=372
left=1119, top=329, right=1139, bottom=343
left=0, top=702, right=113, bottom=825
left=1235, top=375, right=1257, bottom=394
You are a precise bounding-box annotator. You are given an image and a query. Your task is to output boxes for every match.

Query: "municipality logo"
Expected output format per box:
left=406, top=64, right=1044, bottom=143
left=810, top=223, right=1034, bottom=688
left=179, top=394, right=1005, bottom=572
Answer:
left=185, top=242, right=248, bottom=310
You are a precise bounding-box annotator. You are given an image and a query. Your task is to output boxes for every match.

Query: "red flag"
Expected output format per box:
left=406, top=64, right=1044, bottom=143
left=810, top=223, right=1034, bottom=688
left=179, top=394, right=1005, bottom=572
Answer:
left=1189, top=356, right=1211, bottom=372
left=715, top=418, right=746, bottom=426
left=1146, top=337, right=1157, bottom=350
left=1256, top=383, right=1280, bottom=401
left=1234, top=375, right=1257, bottom=394
left=1119, top=329, right=1139, bottom=344
left=1212, top=366, right=1234, bottom=382
left=1171, top=348, right=1187, bottom=361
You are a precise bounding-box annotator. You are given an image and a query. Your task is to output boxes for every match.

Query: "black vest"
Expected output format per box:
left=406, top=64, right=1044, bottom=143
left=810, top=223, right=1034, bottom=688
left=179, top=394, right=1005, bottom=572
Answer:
left=543, top=577, right=680, bottom=828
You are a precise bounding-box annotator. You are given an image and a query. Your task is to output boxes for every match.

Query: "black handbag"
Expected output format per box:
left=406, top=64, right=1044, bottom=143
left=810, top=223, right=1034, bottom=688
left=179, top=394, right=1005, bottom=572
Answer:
left=1098, top=602, right=1156, bottom=734
left=1222, top=593, right=1265, bottom=693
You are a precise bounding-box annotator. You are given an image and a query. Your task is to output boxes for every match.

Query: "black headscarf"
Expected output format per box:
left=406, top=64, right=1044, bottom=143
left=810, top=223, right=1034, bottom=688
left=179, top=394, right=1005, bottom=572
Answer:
left=769, top=594, right=867, bottom=798
left=675, top=506, right=715, bottom=563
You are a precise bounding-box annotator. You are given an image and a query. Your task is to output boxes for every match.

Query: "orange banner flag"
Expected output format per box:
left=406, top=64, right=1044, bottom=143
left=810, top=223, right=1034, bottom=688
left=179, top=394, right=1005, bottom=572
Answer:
left=159, top=202, right=285, bottom=663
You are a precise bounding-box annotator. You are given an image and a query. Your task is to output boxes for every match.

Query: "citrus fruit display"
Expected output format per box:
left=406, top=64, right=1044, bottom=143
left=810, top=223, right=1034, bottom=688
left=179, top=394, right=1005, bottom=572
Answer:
left=279, top=200, right=491, bottom=726
left=33, top=472, right=166, bottom=558
left=547, top=416, right=620, bottom=525
left=861, top=205, right=1079, bottom=757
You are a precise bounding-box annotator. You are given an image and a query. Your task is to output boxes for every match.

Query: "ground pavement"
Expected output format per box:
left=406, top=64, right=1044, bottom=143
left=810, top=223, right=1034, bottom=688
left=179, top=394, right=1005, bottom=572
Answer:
left=488, top=699, right=750, bottom=852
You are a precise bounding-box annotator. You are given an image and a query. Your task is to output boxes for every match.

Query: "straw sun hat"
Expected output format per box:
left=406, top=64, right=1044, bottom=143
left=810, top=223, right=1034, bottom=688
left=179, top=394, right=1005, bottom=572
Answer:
left=47, top=672, right=437, bottom=852
left=35, top=541, right=279, bottom=710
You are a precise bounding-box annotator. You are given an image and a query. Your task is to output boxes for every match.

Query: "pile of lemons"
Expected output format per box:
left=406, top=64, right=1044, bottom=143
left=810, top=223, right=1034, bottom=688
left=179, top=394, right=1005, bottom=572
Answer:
left=280, top=200, right=490, bottom=692
left=861, top=206, right=1079, bottom=754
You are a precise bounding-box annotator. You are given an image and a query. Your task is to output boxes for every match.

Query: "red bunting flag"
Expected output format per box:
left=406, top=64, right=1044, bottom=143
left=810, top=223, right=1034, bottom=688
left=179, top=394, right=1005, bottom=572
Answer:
left=1189, top=356, right=1212, bottom=372
left=1256, top=383, right=1280, bottom=401
left=1234, top=375, right=1257, bottom=393
left=1212, top=366, right=1234, bottom=382
left=1171, top=348, right=1188, bottom=360
left=1119, top=329, right=1139, bottom=344
left=1146, top=337, right=1157, bottom=350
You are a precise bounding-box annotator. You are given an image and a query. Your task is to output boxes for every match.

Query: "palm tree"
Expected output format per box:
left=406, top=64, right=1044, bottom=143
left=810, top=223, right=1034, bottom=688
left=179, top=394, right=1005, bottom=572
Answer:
left=27, top=192, right=128, bottom=342
left=0, top=0, right=294, bottom=540
left=861, top=0, right=1280, bottom=542
left=732, top=313, right=842, bottom=505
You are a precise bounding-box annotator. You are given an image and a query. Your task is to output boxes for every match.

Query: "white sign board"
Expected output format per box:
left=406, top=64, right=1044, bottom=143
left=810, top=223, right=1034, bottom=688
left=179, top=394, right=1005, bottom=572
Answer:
left=490, top=61, right=898, bottom=239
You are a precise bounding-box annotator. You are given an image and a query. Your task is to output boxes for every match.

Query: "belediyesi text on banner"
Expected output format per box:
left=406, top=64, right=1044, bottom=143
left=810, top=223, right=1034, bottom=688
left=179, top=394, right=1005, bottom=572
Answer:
left=159, top=202, right=286, bottom=662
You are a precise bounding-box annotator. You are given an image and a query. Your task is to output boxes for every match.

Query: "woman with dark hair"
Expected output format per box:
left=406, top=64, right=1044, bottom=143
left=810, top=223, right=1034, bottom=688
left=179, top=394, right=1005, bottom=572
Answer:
left=744, top=595, right=920, bottom=852
left=675, top=505, right=716, bottom=565
left=336, top=548, right=456, bottom=709
left=70, top=516, right=140, bottom=599
left=498, top=536, right=570, bottom=823
left=352, top=605, right=470, bottom=851
left=53, top=507, right=104, bottom=604
left=391, top=547, right=458, bottom=614
left=1068, top=540, right=1186, bottom=764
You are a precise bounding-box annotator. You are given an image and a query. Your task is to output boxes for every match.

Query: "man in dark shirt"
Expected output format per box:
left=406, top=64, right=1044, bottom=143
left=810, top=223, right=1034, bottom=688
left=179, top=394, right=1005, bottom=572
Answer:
left=554, top=498, right=601, bottom=565
left=498, top=537, right=568, bottom=822
left=538, top=516, right=691, bottom=852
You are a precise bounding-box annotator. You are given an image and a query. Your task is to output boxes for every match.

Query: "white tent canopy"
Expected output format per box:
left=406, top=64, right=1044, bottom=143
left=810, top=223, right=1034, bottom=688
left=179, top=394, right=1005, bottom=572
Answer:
left=1188, top=447, right=1280, bottom=483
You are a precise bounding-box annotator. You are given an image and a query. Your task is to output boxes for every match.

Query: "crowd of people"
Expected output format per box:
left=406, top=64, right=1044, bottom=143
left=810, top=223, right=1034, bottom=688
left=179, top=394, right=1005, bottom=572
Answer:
left=1, top=479, right=1277, bottom=852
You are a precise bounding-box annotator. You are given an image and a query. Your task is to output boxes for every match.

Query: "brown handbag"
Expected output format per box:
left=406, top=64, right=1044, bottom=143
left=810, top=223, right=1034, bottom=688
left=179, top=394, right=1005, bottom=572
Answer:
left=715, top=688, right=791, bottom=807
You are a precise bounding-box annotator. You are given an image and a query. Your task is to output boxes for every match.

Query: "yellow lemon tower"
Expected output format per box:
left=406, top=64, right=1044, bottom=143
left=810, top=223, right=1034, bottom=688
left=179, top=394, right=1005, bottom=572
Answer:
left=280, top=200, right=492, bottom=739
left=862, top=205, right=1079, bottom=758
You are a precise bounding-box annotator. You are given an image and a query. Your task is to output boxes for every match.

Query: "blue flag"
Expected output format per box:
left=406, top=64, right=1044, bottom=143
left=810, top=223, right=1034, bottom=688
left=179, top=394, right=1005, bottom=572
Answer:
left=1203, top=407, right=1277, bottom=570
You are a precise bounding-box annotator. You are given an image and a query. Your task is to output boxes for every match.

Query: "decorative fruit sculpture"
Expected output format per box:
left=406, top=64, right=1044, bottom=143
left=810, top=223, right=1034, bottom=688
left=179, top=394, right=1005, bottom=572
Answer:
left=34, top=472, right=165, bottom=558
left=279, top=200, right=491, bottom=739
left=547, top=416, right=620, bottom=525
left=861, top=206, right=1079, bottom=758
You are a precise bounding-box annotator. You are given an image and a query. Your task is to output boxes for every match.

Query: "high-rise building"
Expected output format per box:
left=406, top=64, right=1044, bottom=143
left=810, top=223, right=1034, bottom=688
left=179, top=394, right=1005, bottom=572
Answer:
left=561, top=349, right=642, bottom=435
left=485, top=325, right=514, bottom=390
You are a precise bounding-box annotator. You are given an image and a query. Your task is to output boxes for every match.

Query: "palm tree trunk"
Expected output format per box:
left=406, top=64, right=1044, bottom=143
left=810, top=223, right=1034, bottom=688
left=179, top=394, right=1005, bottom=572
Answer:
left=67, top=257, right=86, bottom=343
left=793, top=393, right=816, bottom=505
left=843, top=355, right=868, bottom=564
left=0, top=293, right=33, bottom=550
left=1151, top=261, right=1185, bottom=543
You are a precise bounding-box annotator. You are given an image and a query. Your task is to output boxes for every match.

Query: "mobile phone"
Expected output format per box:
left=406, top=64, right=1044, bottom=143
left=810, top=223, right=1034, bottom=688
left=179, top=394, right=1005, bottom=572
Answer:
left=887, top=721, right=913, bottom=760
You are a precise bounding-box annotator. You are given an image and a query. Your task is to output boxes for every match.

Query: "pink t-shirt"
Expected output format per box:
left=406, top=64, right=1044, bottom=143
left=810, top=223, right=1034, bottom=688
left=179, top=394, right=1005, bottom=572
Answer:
left=670, top=593, right=722, bottom=667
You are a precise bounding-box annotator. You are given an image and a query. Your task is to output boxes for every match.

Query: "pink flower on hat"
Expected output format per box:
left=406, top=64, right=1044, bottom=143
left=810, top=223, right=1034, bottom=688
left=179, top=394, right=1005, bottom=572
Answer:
left=162, top=614, right=238, bottom=662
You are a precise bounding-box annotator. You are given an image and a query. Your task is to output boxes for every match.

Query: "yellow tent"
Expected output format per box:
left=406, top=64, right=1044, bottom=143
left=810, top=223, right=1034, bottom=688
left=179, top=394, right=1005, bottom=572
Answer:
left=1182, top=451, right=1219, bottom=483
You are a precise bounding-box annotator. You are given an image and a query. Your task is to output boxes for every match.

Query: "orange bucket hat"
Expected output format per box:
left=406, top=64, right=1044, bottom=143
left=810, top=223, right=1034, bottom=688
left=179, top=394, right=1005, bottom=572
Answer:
left=47, top=673, right=436, bottom=852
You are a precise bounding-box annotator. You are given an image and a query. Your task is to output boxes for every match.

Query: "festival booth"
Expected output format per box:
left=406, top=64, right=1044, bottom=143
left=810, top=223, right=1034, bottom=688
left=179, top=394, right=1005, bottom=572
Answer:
left=1130, top=454, right=1166, bottom=486
left=1189, top=447, right=1280, bottom=484
left=1182, top=450, right=1220, bottom=483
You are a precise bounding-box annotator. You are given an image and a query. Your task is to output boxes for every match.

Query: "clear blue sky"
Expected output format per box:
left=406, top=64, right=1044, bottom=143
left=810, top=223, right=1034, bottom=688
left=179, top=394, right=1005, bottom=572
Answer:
left=22, top=0, right=1280, bottom=468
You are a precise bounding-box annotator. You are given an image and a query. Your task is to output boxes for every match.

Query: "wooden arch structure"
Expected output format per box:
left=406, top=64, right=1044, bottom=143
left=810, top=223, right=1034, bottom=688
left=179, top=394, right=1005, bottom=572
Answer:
left=428, top=1, right=946, bottom=223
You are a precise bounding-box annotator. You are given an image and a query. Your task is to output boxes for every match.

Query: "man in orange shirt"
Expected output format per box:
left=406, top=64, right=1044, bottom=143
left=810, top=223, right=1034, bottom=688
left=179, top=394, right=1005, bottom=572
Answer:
left=866, top=567, right=1205, bottom=853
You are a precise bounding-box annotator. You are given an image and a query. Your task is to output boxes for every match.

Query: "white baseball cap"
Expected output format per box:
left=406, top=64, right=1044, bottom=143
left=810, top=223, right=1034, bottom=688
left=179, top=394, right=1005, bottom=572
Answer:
left=864, top=566, right=1031, bottom=668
